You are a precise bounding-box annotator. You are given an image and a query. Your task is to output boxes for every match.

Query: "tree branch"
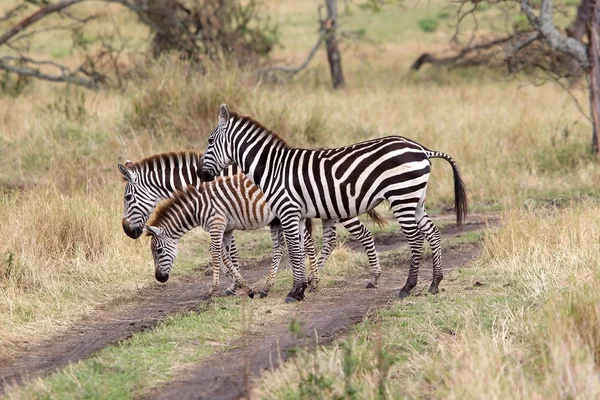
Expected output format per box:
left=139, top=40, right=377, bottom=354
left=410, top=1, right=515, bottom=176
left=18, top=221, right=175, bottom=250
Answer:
left=0, top=57, right=99, bottom=88
left=0, top=0, right=88, bottom=47
left=520, top=0, right=589, bottom=66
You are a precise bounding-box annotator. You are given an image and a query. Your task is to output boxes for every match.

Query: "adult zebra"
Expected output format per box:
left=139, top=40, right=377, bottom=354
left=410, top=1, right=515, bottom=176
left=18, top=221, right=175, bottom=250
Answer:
left=199, top=104, right=468, bottom=303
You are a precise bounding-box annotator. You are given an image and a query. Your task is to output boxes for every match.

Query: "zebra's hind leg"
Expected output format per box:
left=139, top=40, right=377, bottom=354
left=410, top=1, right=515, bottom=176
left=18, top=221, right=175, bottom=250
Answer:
left=261, top=222, right=286, bottom=298
left=391, top=204, right=425, bottom=299
left=223, top=234, right=240, bottom=296
left=318, top=220, right=337, bottom=270
left=418, top=212, right=443, bottom=294
left=339, top=217, right=381, bottom=288
left=222, top=231, right=254, bottom=298
left=303, top=220, right=320, bottom=292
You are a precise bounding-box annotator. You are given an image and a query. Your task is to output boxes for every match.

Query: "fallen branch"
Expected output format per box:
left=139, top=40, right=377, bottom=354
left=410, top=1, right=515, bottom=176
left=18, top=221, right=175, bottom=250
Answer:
left=259, top=36, right=323, bottom=76
left=410, top=36, right=514, bottom=70
left=0, top=56, right=100, bottom=89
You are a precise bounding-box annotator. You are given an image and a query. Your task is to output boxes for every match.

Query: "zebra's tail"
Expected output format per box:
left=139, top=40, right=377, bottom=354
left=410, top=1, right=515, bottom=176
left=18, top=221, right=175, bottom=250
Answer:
left=366, top=209, right=387, bottom=228
left=426, top=151, right=468, bottom=227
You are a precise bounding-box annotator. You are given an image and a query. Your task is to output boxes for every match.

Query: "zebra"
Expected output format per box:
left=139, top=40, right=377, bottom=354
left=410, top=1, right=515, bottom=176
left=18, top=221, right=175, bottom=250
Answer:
left=144, top=177, right=312, bottom=298
left=119, top=152, right=388, bottom=292
left=118, top=152, right=318, bottom=296
left=199, top=104, right=468, bottom=303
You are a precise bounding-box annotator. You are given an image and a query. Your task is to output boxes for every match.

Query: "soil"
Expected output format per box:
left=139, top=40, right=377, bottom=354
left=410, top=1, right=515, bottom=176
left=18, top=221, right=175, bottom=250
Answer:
left=0, top=215, right=492, bottom=397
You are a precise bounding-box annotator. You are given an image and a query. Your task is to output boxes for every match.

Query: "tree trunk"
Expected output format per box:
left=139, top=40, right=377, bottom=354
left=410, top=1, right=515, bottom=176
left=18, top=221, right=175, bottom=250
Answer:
left=324, top=0, right=345, bottom=89
left=587, top=0, right=600, bottom=152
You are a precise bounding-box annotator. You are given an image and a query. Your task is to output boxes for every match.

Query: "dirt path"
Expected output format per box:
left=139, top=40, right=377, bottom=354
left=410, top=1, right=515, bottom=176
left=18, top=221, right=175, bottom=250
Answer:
left=147, top=218, right=492, bottom=400
left=0, top=260, right=271, bottom=395
left=0, top=216, right=492, bottom=396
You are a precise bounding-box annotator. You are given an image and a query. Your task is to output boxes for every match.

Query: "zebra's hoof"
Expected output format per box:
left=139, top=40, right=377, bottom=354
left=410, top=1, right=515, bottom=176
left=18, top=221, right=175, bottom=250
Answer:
left=428, top=286, right=439, bottom=295
left=248, top=290, right=255, bottom=299
left=365, top=282, right=377, bottom=289
left=224, top=289, right=236, bottom=296
left=285, top=296, right=298, bottom=304
left=398, top=290, right=411, bottom=299
left=259, top=291, right=269, bottom=298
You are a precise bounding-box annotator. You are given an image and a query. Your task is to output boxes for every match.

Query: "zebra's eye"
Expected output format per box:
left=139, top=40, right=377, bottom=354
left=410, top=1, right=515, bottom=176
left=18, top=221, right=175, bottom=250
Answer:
left=156, top=248, right=164, bottom=255
left=125, top=194, right=133, bottom=201
left=208, top=136, right=214, bottom=145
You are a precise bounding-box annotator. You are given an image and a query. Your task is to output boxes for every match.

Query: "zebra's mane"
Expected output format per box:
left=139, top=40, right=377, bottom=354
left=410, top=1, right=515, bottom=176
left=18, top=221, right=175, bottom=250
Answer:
left=129, top=151, right=204, bottom=173
left=230, top=112, right=290, bottom=149
left=146, top=185, right=203, bottom=230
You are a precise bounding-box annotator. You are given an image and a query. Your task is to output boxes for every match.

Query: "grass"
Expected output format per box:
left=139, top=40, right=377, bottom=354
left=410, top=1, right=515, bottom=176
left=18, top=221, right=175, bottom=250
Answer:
left=5, top=297, right=244, bottom=399
left=4, top=225, right=485, bottom=399
left=1, top=0, right=599, bottom=397
left=251, top=201, right=600, bottom=399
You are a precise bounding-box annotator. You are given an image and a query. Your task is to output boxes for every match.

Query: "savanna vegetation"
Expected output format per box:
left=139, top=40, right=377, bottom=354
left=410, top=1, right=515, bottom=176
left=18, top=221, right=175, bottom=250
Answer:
left=1, top=0, right=600, bottom=398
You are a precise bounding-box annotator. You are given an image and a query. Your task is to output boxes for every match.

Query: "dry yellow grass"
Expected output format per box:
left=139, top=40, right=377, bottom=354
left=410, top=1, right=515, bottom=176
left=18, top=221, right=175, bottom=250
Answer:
left=251, top=202, right=600, bottom=399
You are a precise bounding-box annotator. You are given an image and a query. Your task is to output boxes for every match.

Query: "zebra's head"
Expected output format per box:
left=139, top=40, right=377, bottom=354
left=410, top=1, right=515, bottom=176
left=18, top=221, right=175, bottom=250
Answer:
left=145, top=225, right=178, bottom=283
left=119, top=162, right=154, bottom=239
left=199, top=104, right=233, bottom=182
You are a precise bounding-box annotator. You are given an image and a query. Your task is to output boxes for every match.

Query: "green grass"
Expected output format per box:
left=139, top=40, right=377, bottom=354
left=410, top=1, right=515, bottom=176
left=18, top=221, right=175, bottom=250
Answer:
left=8, top=297, right=244, bottom=399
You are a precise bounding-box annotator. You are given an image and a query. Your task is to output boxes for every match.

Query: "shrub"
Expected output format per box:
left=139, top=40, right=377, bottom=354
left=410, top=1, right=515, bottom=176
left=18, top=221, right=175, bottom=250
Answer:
left=418, top=18, right=439, bottom=33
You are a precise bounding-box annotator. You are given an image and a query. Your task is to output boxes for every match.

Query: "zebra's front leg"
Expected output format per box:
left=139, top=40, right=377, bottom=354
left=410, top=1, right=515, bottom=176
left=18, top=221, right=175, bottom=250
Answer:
left=282, top=216, right=308, bottom=303
left=223, top=233, right=241, bottom=296
left=339, top=217, right=381, bottom=288
left=222, top=231, right=254, bottom=298
left=260, top=222, right=285, bottom=298
left=303, top=221, right=320, bottom=292
left=318, top=220, right=337, bottom=270
left=208, top=227, right=226, bottom=298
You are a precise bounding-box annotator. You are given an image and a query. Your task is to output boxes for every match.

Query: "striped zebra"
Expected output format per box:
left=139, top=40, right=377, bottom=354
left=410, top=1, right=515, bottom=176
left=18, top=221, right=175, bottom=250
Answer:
left=119, top=152, right=387, bottom=292
left=199, top=104, right=468, bottom=303
left=144, top=177, right=307, bottom=297
left=118, top=152, right=317, bottom=296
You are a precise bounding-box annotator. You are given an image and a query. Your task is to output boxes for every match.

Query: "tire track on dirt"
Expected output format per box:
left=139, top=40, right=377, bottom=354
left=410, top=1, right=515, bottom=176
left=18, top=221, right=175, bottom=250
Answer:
left=0, top=216, right=494, bottom=395
left=0, top=261, right=270, bottom=395
left=147, top=219, right=492, bottom=400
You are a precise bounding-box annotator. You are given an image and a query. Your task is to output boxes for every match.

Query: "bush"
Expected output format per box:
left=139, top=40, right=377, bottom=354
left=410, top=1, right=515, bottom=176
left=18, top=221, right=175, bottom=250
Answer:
left=437, top=10, right=451, bottom=19
left=513, top=14, right=532, bottom=32
left=418, top=18, right=439, bottom=33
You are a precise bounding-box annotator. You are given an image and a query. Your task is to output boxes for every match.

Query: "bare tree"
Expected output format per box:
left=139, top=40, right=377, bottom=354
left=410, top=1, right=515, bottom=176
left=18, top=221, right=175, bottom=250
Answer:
left=410, top=0, right=600, bottom=152
left=324, top=0, right=345, bottom=89
left=0, top=0, right=278, bottom=90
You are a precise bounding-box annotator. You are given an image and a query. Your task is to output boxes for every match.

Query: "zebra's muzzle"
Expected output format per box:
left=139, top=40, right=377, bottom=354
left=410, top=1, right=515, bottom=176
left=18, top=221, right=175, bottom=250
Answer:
left=122, top=218, right=143, bottom=239
left=155, top=270, right=169, bottom=283
left=198, top=168, right=215, bottom=182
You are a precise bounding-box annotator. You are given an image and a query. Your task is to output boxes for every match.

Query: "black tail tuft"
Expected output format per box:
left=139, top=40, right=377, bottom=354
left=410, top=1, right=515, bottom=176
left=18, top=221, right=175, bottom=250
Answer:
left=366, top=209, right=387, bottom=228
left=452, top=165, right=468, bottom=227
left=428, top=151, right=468, bottom=227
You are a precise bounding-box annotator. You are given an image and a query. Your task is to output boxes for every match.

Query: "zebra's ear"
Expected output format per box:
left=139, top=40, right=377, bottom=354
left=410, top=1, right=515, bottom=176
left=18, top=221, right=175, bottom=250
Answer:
left=118, top=162, right=134, bottom=182
left=145, top=225, right=164, bottom=237
left=218, top=104, right=230, bottom=126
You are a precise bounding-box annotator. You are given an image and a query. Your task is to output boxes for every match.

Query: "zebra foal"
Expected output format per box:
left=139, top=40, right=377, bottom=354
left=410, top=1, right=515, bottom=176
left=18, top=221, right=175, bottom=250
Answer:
left=144, top=175, right=303, bottom=298
left=199, top=104, right=468, bottom=303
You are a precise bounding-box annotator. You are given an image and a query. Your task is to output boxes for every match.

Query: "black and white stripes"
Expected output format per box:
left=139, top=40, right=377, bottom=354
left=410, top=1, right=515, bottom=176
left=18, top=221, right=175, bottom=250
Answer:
left=200, top=104, right=468, bottom=302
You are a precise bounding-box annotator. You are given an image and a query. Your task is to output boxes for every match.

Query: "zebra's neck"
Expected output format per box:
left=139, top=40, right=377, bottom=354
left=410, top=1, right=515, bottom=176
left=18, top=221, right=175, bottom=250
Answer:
left=135, top=153, right=201, bottom=200
left=154, top=188, right=206, bottom=240
left=231, top=118, right=288, bottom=195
